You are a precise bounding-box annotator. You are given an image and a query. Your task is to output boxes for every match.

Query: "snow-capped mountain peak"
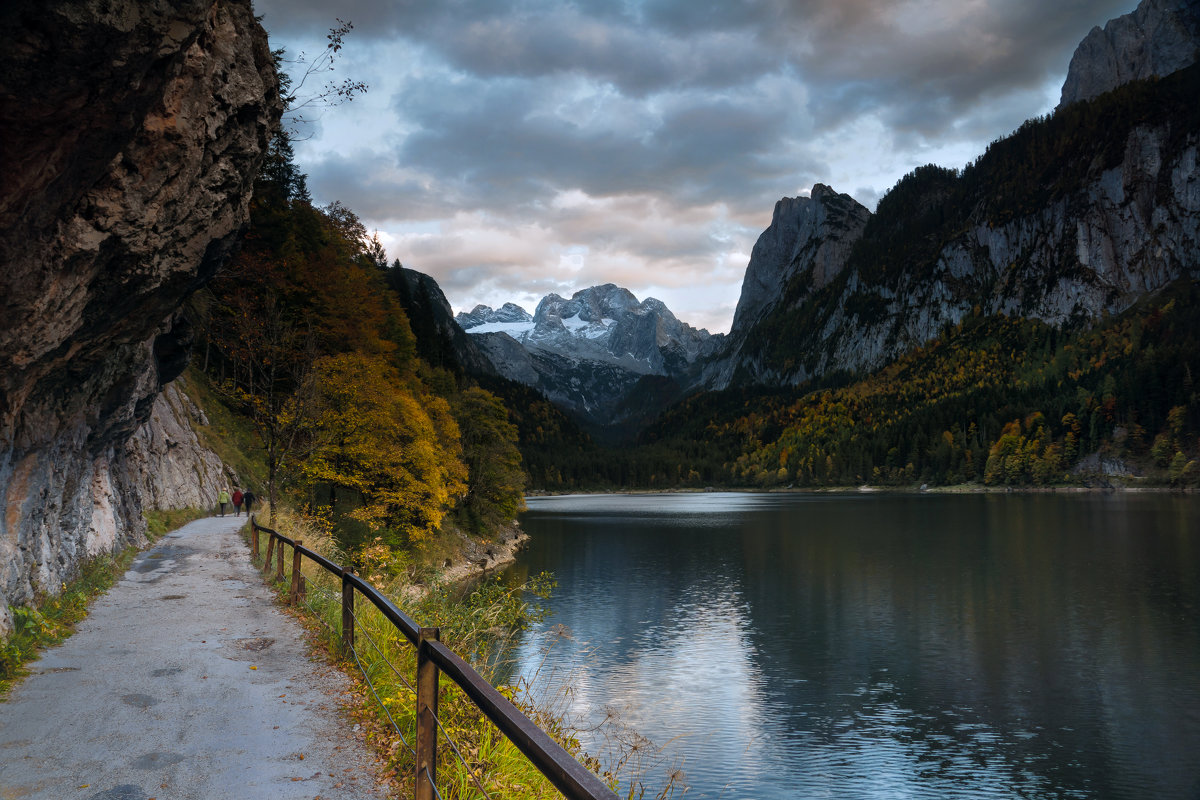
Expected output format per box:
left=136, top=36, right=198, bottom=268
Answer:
left=455, top=284, right=723, bottom=428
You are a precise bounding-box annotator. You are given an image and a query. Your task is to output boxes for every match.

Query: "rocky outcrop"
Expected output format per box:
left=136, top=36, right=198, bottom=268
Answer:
left=820, top=128, right=1198, bottom=376
left=0, top=1, right=279, bottom=633
left=723, top=105, right=1200, bottom=388
left=123, top=381, right=231, bottom=513
left=471, top=332, right=542, bottom=387
left=389, top=266, right=499, bottom=378
left=704, top=185, right=870, bottom=388
left=729, top=185, right=872, bottom=333
left=1060, top=0, right=1200, bottom=107
left=714, top=0, right=1200, bottom=390
left=462, top=285, right=721, bottom=428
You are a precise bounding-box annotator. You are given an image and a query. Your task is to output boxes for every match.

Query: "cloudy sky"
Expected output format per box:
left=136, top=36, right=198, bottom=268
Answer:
left=253, top=0, right=1136, bottom=333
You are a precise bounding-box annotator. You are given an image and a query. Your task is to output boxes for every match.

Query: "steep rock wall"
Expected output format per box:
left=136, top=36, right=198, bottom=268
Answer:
left=1060, top=0, right=1199, bottom=107
left=123, top=381, right=231, bottom=514
left=0, top=1, right=279, bottom=633
left=809, top=125, right=1200, bottom=382
left=704, top=185, right=870, bottom=389
left=726, top=117, right=1199, bottom=389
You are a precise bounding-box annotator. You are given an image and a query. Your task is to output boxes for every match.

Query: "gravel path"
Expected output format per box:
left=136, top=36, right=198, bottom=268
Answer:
left=0, top=515, right=392, bottom=800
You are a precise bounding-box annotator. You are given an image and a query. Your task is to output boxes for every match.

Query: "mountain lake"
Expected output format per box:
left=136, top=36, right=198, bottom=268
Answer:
left=500, top=491, right=1200, bottom=800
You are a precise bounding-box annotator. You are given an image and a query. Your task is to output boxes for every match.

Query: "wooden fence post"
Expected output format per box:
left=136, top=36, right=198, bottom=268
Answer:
left=416, top=626, right=441, bottom=800
left=341, top=569, right=355, bottom=658
left=251, top=516, right=259, bottom=560
left=263, top=534, right=275, bottom=575
left=289, top=540, right=303, bottom=604
left=275, top=538, right=285, bottom=582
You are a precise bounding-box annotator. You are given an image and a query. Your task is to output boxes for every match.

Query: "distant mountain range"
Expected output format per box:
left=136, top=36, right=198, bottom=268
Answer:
left=456, top=284, right=720, bottom=430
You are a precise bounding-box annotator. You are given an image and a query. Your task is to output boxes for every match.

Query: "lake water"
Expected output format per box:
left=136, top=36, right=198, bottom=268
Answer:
left=501, top=492, right=1200, bottom=800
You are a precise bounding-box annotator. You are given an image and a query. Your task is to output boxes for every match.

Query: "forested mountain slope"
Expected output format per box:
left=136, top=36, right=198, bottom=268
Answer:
left=193, top=131, right=525, bottom=546
left=720, top=62, right=1199, bottom=389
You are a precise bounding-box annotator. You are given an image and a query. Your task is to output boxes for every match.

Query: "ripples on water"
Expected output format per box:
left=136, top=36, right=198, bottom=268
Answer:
left=504, top=492, right=1200, bottom=800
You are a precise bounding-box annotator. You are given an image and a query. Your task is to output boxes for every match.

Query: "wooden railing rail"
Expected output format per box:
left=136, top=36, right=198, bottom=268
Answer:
left=249, top=515, right=617, bottom=800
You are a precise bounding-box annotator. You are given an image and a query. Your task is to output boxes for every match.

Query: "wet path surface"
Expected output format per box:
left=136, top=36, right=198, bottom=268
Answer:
left=0, top=516, right=390, bottom=800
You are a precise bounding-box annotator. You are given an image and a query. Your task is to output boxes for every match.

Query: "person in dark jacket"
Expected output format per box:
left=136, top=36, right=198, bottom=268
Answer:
left=242, top=490, right=257, bottom=517
left=232, top=488, right=244, bottom=517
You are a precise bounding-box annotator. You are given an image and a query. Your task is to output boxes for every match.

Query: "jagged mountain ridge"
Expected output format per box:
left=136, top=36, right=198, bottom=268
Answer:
left=457, top=284, right=721, bottom=428
left=457, top=302, right=533, bottom=330
left=711, top=0, right=1200, bottom=390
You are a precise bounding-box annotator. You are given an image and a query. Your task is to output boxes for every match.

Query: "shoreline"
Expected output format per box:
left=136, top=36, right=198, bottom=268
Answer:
left=406, top=522, right=530, bottom=599
left=525, top=482, right=1198, bottom=497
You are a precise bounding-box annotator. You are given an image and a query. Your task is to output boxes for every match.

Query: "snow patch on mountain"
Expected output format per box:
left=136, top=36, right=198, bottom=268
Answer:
left=456, top=284, right=722, bottom=428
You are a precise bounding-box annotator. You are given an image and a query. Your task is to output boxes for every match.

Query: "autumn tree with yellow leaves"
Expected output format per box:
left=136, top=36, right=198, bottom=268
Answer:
left=196, top=128, right=522, bottom=554
left=299, top=352, right=467, bottom=542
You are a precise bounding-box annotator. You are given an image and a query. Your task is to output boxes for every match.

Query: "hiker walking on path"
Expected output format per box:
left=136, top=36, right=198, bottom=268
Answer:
left=217, top=487, right=230, bottom=516
left=0, top=515, right=389, bottom=799
left=243, top=489, right=256, bottom=517
left=232, top=488, right=244, bottom=517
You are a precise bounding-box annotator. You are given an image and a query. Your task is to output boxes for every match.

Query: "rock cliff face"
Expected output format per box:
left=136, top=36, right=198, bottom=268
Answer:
left=715, top=0, right=1200, bottom=390
left=704, top=185, right=870, bottom=388
left=0, top=1, right=279, bottom=633
left=729, top=185, right=872, bottom=333
left=1060, top=0, right=1200, bottom=107
left=123, top=381, right=230, bottom=514
left=818, top=126, right=1197, bottom=378
left=389, top=266, right=499, bottom=379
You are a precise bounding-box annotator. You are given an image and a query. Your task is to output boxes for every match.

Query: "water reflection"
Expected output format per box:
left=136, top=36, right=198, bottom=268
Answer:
left=505, top=493, right=1200, bottom=799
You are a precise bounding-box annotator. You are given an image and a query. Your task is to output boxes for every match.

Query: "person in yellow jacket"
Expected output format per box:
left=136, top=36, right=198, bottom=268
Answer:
left=217, top=488, right=231, bottom=517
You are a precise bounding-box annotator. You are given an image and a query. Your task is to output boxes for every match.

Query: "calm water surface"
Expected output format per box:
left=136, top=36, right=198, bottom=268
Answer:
left=502, top=492, right=1200, bottom=800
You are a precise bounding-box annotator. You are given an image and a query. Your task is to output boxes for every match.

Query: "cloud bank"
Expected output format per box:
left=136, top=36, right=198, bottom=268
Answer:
left=255, top=0, right=1136, bottom=333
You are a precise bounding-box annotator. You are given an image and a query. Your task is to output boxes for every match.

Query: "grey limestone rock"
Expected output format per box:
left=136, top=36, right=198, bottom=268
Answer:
left=704, top=185, right=870, bottom=389
left=731, top=184, right=871, bottom=333
left=0, top=0, right=280, bottom=633
left=1060, top=0, right=1200, bottom=107
left=122, top=381, right=231, bottom=514
left=732, top=127, right=1200, bottom=388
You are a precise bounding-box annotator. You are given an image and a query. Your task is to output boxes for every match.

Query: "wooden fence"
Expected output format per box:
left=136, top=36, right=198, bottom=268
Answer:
left=249, top=515, right=617, bottom=800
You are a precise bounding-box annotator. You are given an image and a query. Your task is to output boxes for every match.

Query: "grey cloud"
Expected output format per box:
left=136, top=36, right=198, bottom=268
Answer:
left=257, top=0, right=772, bottom=94
left=770, top=0, right=1137, bottom=137
left=427, top=12, right=773, bottom=95
left=260, top=0, right=1137, bottom=167
left=391, top=69, right=818, bottom=216
left=301, top=152, right=464, bottom=221
left=254, top=0, right=1143, bottom=331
